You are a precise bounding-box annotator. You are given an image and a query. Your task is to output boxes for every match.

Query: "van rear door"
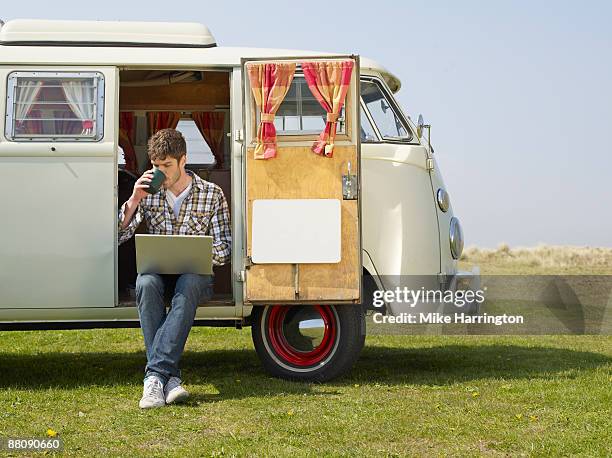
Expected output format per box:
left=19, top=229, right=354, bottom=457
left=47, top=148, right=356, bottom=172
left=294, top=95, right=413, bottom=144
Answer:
left=241, top=56, right=361, bottom=304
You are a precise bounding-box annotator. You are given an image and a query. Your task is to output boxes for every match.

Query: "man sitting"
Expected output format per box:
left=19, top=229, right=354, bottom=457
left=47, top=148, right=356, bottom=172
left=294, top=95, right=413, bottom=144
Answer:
left=118, top=128, right=231, bottom=409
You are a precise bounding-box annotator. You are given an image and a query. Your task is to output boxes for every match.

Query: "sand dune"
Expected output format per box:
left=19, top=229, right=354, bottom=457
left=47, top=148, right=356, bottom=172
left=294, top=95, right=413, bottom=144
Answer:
left=459, top=244, right=612, bottom=274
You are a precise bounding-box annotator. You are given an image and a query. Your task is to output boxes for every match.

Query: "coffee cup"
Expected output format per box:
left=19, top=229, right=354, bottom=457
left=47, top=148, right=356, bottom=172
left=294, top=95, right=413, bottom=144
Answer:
left=146, top=167, right=166, bottom=194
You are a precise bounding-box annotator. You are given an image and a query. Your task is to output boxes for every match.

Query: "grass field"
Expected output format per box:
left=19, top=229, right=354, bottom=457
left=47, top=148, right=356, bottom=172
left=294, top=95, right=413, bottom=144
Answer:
left=1, top=245, right=610, bottom=457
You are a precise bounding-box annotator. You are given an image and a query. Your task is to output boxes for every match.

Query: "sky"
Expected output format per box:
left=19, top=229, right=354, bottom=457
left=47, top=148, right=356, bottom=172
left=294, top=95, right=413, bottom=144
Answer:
left=2, top=0, right=611, bottom=248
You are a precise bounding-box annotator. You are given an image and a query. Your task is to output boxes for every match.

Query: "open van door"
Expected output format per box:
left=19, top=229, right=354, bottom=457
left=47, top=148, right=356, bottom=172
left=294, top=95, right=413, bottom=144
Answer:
left=241, top=56, right=362, bottom=305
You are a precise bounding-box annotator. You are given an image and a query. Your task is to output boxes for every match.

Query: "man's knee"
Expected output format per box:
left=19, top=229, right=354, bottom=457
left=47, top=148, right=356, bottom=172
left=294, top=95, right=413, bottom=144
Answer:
left=175, top=273, right=213, bottom=302
left=136, top=273, right=164, bottom=296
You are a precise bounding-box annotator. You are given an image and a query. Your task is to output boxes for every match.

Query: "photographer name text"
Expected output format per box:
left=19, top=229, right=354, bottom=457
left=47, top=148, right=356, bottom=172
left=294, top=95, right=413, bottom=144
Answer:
left=373, top=312, right=524, bottom=326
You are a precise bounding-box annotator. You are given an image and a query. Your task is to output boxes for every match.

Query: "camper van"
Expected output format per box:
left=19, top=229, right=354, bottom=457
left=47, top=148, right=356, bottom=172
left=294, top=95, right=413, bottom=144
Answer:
left=0, top=19, right=479, bottom=381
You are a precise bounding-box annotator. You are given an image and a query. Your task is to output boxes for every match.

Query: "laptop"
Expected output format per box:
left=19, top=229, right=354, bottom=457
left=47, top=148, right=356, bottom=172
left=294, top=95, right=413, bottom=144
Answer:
left=135, top=234, right=214, bottom=275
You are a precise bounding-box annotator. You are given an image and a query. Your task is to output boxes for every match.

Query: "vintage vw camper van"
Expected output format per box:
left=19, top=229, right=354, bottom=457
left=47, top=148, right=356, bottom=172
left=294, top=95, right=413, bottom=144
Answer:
left=0, top=19, right=479, bottom=381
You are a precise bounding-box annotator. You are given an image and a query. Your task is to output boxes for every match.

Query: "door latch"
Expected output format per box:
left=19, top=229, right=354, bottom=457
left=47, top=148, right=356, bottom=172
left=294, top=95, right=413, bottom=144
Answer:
left=342, top=161, right=358, bottom=200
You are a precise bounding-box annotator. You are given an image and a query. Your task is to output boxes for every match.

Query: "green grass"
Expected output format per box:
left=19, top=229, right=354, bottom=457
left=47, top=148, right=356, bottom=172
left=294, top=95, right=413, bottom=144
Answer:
left=2, top=248, right=611, bottom=457
left=1, top=329, right=610, bottom=457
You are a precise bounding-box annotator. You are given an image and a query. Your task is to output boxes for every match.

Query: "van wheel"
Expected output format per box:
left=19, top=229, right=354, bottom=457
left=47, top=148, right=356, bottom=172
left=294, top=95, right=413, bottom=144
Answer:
left=251, top=304, right=365, bottom=382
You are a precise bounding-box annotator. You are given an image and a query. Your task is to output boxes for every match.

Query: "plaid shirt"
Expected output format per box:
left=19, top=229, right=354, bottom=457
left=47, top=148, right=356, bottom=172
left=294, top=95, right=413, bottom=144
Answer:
left=118, top=170, right=232, bottom=266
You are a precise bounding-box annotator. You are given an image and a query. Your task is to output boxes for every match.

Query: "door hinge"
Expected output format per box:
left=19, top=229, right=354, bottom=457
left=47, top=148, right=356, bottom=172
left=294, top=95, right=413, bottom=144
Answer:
left=426, top=156, right=434, bottom=171
left=236, top=256, right=253, bottom=282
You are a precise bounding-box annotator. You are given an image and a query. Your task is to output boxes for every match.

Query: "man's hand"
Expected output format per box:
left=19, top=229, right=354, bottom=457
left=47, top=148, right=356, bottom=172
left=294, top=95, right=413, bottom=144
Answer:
left=131, top=169, right=155, bottom=203
left=120, top=169, right=154, bottom=231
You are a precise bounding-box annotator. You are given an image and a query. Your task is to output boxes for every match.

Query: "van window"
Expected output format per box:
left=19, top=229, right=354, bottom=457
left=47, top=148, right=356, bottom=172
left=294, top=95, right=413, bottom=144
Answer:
left=5, top=72, right=105, bottom=142
left=360, top=105, right=379, bottom=142
left=361, top=79, right=412, bottom=142
left=175, top=118, right=216, bottom=165
left=259, top=76, right=346, bottom=136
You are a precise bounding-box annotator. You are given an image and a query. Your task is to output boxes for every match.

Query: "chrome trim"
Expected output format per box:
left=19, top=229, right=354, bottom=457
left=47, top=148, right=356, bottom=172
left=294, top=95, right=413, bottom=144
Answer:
left=449, top=217, right=464, bottom=260
left=283, top=307, right=327, bottom=351
left=437, top=188, right=450, bottom=212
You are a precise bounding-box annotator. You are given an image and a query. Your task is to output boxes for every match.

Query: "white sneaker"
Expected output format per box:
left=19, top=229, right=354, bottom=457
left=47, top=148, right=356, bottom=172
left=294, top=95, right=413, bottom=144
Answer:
left=139, top=376, right=166, bottom=409
left=164, top=376, right=189, bottom=404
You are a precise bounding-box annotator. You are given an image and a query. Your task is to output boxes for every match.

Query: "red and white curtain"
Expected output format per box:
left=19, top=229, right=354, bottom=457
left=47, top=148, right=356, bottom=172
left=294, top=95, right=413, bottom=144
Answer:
left=146, top=111, right=181, bottom=137
left=301, top=60, right=354, bottom=157
left=15, top=81, right=42, bottom=128
left=62, top=81, right=96, bottom=135
left=247, top=62, right=296, bottom=159
left=145, top=111, right=181, bottom=168
left=53, top=110, right=80, bottom=136
left=23, top=110, right=43, bottom=136
left=192, top=111, right=226, bottom=168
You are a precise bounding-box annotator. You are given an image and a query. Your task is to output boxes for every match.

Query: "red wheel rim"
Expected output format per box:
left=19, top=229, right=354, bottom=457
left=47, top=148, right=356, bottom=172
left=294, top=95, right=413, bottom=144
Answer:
left=266, top=305, right=337, bottom=367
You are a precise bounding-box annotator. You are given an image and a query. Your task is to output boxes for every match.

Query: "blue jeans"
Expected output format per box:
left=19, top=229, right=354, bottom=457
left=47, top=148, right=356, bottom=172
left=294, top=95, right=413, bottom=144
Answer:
left=135, top=273, right=213, bottom=384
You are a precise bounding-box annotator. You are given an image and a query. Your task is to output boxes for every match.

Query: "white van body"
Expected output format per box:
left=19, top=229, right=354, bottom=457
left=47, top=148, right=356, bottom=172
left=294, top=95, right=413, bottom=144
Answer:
left=0, top=19, right=479, bottom=379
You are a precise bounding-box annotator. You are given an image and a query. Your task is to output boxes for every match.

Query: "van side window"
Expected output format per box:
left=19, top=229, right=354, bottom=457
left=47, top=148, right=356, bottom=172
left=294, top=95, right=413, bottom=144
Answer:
left=258, top=76, right=346, bottom=136
left=360, top=105, right=379, bottom=142
left=361, top=79, right=412, bottom=142
left=5, top=72, right=105, bottom=142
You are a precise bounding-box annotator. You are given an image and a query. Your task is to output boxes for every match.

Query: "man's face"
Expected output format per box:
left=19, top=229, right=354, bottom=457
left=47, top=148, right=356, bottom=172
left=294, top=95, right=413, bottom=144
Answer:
left=151, top=155, right=186, bottom=189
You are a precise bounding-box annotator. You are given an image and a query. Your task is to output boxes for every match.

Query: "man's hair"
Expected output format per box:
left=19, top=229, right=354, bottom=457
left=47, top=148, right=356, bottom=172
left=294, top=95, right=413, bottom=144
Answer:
left=147, top=128, right=186, bottom=162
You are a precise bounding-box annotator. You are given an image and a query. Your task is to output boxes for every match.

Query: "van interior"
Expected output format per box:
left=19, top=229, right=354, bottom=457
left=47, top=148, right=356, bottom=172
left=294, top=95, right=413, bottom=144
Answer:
left=116, top=69, right=233, bottom=307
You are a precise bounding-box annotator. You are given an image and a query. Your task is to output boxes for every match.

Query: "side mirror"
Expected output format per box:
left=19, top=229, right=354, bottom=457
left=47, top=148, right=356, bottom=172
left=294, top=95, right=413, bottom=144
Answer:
left=416, top=114, right=434, bottom=156
left=417, top=114, right=425, bottom=138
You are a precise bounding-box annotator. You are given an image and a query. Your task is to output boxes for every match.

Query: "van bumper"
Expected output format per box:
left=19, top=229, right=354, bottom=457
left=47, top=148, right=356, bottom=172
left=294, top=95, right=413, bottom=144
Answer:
left=447, top=265, right=481, bottom=314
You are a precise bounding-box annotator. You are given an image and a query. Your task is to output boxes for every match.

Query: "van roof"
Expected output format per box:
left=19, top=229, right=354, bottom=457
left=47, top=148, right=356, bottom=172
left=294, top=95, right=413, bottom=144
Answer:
left=0, top=19, right=401, bottom=92
left=0, top=19, right=217, bottom=47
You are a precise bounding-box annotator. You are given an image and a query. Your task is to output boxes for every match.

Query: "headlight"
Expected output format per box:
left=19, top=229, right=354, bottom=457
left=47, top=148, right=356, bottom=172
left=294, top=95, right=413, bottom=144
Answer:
left=437, top=188, right=449, bottom=212
left=449, top=217, right=464, bottom=259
